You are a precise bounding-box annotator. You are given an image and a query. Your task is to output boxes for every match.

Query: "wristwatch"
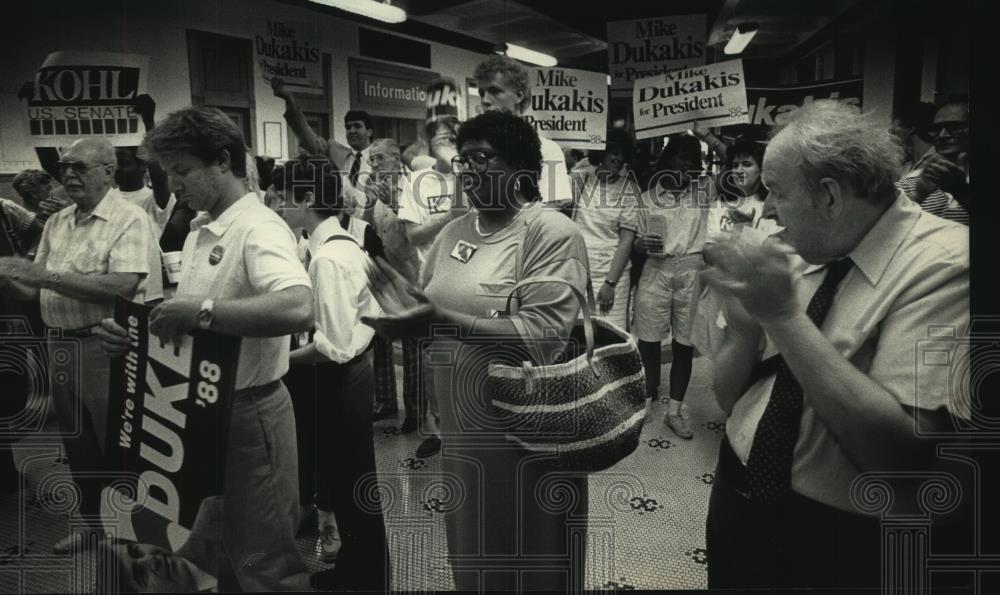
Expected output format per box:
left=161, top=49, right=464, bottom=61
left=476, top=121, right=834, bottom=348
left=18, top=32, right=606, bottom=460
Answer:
left=604, top=279, right=617, bottom=287
left=43, top=271, right=61, bottom=289
left=197, top=298, right=216, bottom=330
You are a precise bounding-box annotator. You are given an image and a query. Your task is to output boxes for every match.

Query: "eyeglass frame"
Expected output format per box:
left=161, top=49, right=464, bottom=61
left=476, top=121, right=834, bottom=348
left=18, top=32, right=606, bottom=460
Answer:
left=56, top=160, right=112, bottom=179
left=451, top=150, right=498, bottom=172
left=928, top=121, right=969, bottom=137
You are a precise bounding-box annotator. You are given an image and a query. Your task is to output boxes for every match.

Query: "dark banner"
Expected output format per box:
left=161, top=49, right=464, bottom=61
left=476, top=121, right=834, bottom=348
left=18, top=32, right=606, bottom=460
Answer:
left=735, top=78, right=863, bottom=131
left=102, top=297, right=240, bottom=550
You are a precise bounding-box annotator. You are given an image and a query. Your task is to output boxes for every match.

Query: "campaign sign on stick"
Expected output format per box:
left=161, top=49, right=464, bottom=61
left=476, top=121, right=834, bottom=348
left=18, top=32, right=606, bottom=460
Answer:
left=526, top=66, right=608, bottom=149
left=607, top=14, right=706, bottom=96
left=256, top=19, right=323, bottom=95
left=632, top=59, right=749, bottom=140
left=21, top=51, right=149, bottom=146
left=101, top=297, right=240, bottom=551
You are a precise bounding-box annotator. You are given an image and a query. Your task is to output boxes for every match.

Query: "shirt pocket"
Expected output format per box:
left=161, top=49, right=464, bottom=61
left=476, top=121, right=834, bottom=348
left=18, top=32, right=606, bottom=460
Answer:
left=477, top=281, right=516, bottom=318
left=71, top=238, right=108, bottom=274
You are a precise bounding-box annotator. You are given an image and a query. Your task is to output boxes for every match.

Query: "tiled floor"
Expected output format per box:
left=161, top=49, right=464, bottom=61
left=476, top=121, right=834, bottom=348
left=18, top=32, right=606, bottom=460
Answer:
left=0, top=355, right=725, bottom=592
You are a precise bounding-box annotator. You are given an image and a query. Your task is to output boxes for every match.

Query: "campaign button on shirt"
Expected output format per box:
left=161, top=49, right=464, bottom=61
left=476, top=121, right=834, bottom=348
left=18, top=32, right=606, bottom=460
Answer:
left=209, top=245, right=225, bottom=265
left=450, top=240, right=477, bottom=263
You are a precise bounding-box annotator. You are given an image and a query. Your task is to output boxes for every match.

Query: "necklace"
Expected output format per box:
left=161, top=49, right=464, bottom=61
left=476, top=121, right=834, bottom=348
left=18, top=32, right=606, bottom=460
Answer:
left=475, top=207, right=524, bottom=238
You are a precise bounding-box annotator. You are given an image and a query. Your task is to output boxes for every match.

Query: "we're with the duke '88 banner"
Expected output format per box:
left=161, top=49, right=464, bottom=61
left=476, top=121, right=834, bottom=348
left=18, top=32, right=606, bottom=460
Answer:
left=101, top=297, right=240, bottom=551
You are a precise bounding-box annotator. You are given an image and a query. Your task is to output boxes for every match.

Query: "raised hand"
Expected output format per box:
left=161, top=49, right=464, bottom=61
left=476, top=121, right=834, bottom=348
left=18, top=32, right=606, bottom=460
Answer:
left=361, top=256, right=438, bottom=339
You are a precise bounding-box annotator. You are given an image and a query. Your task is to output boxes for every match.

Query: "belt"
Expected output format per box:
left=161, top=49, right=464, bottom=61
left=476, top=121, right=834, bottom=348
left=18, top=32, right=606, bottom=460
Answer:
left=58, top=324, right=99, bottom=338
left=232, top=379, right=282, bottom=399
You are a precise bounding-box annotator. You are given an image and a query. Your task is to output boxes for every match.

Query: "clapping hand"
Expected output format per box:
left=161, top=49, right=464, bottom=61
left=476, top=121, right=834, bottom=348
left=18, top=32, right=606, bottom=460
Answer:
left=700, top=236, right=798, bottom=324
left=915, top=152, right=967, bottom=198
left=361, top=256, right=438, bottom=338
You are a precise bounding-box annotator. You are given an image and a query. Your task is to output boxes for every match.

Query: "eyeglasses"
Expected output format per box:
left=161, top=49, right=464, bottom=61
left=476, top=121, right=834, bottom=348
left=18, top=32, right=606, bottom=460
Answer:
left=451, top=150, right=497, bottom=172
left=57, top=161, right=108, bottom=178
left=367, top=154, right=389, bottom=167
left=929, top=122, right=968, bottom=137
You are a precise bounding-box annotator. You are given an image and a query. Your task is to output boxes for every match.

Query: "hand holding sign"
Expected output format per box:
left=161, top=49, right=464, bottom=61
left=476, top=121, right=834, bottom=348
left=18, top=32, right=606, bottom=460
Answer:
left=270, top=76, right=293, bottom=102
left=95, top=318, right=131, bottom=358
left=149, top=295, right=202, bottom=349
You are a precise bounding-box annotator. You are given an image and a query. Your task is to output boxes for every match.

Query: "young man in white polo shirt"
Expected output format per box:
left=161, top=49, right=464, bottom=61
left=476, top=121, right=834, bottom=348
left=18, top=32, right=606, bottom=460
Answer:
left=279, top=170, right=390, bottom=591
left=97, top=106, right=314, bottom=591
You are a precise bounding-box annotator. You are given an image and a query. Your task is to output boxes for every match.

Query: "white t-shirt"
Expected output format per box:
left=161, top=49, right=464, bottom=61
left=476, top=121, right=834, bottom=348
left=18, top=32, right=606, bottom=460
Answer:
left=398, top=167, right=456, bottom=269
left=538, top=136, right=573, bottom=205
left=107, top=186, right=177, bottom=238
left=705, top=195, right=767, bottom=242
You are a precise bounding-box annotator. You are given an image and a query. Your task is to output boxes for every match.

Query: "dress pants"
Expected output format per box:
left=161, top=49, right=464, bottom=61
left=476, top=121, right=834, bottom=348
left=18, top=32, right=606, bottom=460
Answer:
left=706, top=437, right=881, bottom=590
left=221, top=380, right=310, bottom=591
left=48, top=335, right=109, bottom=518
left=312, top=352, right=390, bottom=590
left=285, top=362, right=318, bottom=508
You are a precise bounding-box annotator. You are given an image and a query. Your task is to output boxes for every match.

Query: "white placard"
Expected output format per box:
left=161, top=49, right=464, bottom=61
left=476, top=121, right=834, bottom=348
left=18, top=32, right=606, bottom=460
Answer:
left=256, top=19, right=323, bottom=94
left=607, top=15, right=707, bottom=95
left=22, top=51, right=149, bottom=147
left=633, top=59, right=749, bottom=140
left=526, top=67, right=608, bottom=149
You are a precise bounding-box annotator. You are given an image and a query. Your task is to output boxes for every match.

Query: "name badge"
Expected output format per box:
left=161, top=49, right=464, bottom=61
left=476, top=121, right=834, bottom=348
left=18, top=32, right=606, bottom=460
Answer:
left=450, top=240, right=478, bottom=263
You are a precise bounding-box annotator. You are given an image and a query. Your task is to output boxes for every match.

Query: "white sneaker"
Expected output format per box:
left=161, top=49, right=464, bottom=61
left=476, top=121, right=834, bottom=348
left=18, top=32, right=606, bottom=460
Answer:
left=319, top=524, right=341, bottom=563
left=316, top=510, right=341, bottom=564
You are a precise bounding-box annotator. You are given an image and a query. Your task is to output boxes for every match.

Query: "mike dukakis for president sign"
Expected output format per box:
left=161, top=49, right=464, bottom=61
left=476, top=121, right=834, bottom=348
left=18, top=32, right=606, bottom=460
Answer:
left=632, top=58, right=750, bottom=140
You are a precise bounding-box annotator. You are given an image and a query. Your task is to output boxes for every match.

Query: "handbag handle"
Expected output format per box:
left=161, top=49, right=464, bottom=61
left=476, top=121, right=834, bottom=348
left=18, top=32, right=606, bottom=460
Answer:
left=503, top=275, right=597, bottom=373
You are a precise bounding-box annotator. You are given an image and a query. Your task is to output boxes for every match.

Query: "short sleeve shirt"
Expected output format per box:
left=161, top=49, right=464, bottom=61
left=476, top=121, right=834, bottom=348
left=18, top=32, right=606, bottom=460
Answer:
left=636, top=176, right=716, bottom=258
left=571, top=172, right=640, bottom=277
left=398, top=167, right=456, bottom=269
left=177, top=193, right=311, bottom=389
left=107, top=186, right=177, bottom=238
left=35, top=191, right=161, bottom=329
left=538, top=136, right=573, bottom=204
left=726, top=194, right=970, bottom=512
left=423, top=202, right=590, bottom=434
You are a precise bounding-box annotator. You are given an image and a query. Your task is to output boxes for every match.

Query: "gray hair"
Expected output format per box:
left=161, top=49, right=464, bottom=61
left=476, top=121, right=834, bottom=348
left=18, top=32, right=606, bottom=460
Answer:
left=370, top=138, right=401, bottom=157
left=771, top=100, right=902, bottom=201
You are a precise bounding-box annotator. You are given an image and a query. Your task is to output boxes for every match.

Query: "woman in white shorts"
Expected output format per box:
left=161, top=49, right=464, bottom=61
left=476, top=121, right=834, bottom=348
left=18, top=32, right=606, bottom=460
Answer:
left=633, top=135, right=715, bottom=440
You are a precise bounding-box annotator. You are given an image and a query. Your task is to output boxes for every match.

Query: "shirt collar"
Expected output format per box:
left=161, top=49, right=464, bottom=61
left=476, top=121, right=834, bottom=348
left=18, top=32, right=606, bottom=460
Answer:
left=803, top=192, right=920, bottom=285
left=202, top=193, right=259, bottom=236
left=309, top=216, right=347, bottom=254
left=70, top=188, right=116, bottom=223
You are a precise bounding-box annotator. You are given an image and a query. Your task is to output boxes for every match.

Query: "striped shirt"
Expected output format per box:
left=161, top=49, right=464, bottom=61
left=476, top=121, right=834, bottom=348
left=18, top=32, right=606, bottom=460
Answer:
left=896, top=172, right=969, bottom=226
left=34, top=190, right=162, bottom=330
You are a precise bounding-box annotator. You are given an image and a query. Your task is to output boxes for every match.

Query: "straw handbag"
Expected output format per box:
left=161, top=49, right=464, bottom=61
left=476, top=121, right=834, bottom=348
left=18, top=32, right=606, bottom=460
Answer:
left=486, top=276, right=647, bottom=473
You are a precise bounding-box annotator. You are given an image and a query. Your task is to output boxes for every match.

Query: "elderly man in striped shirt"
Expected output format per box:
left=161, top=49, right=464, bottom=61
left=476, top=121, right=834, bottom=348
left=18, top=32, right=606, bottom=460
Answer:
left=0, top=137, right=162, bottom=554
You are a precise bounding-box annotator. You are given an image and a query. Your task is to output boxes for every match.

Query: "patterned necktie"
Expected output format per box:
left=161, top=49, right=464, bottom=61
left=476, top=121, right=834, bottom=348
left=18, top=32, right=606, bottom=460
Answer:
left=745, top=257, right=854, bottom=502
left=349, top=151, right=363, bottom=188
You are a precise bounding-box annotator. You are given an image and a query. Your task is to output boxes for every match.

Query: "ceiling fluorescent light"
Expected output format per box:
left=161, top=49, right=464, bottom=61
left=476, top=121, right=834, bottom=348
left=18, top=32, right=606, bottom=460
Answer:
left=309, top=0, right=406, bottom=24
left=504, top=43, right=557, bottom=67
left=724, top=22, right=759, bottom=55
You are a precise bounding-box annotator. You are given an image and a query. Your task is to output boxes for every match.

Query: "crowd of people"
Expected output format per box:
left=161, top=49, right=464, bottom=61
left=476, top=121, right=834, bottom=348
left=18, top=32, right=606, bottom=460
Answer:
left=0, top=50, right=971, bottom=593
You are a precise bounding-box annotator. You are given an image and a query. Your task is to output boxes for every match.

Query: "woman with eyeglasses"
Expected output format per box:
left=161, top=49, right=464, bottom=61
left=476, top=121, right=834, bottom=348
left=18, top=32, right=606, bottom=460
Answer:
left=363, top=110, right=591, bottom=591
